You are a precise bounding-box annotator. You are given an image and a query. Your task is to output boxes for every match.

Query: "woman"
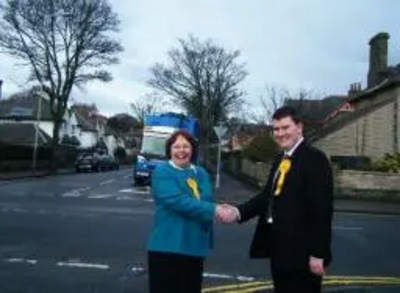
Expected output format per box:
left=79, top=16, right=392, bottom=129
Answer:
left=147, top=129, right=222, bottom=293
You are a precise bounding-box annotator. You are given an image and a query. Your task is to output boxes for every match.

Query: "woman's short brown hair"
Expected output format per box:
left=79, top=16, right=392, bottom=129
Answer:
left=165, top=130, right=198, bottom=162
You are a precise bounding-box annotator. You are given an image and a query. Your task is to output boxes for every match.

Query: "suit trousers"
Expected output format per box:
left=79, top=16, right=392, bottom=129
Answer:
left=271, top=268, right=322, bottom=293
left=147, top=251, right=204, bottom=293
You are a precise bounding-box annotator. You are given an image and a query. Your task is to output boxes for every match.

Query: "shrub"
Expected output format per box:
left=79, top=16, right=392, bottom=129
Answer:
left=372, top=153, right=400, bottom=173
left=243, top=134, right=277, bottom=163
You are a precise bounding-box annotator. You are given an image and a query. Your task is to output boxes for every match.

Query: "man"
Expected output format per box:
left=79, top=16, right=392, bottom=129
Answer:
left=221, top=106, right=333, bottom=293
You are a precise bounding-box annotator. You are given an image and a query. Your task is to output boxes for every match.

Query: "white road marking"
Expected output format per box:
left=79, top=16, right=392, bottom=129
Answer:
left=78, top=187, right=91, bottom=192
left=333, top=226, right=363, bottom=231
left=62, top=190, right=81, bottom=197
left=87, top=194, right=115, bottom=199
left=124, top=175, right=131, bottom=179
left=10, top=208, right=28, bottom=213
left=131, top=266, right=146, bottom=273
left=100, top=179, right=114, bottom=186
left=119, top=187, right=150, bottom=194
left=202, top=273, right=255, bottom=281
left=116, top=195, right=135, bottom=201
left=3, top=257, right=257, bottom=281
left=56, top=261, right=110, bottom=270
left=4, top=258, right=38, bottom=265
left=119, top=189, right=132, bottom=193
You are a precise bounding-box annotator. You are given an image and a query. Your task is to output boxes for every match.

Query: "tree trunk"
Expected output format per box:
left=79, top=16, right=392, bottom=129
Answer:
left=50, top=120, right=61, bottom=174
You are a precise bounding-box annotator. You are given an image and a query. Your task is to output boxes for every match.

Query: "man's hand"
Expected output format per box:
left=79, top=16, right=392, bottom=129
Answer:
left=215, top=204, right=240, bottom=224
left=309, top=256, right=325, bottom=276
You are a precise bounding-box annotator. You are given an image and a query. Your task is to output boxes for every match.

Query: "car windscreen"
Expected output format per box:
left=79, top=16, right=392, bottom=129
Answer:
left=140, top=135, right=168, bottom=157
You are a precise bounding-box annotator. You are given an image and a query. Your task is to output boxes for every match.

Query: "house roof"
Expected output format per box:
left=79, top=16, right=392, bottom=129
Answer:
left=285, top=95, right=346, bottom=124
left=0, top=88, right=53, bottom=121
left=0, top=123, right=52, bottom=146
left=311, top=76, right=400, bottom=142
left=70, top=104, right=118, bottom=136
left=234, top=124, right=272, bottom=137
left=70, top=104, right=99, bottom=132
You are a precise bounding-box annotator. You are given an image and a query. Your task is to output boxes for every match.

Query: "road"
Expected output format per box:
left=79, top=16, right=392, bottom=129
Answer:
left=0, top=169, right=399, bottom=292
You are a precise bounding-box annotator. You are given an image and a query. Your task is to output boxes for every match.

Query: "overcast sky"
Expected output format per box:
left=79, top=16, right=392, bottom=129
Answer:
left=1, top=0, right=400, bottom=117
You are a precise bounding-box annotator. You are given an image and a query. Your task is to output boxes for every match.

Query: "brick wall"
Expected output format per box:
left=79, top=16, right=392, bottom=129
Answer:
left=336, top=170, right=400, bottom=191
left=225, top=157, right=400, bottom=200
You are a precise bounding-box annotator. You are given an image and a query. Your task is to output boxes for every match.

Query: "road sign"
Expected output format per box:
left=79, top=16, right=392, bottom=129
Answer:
left=213, top=125, right=227, bottom=189
left=213, top=125, right=227, bottom=140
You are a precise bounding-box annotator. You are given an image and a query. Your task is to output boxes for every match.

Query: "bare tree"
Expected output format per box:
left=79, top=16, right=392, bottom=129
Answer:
left=258, top=86, right=289, bottom=124
left=130, top=92, right=169, bottom=126
left=148, top=35, right=247, bottom=149
left=0, top=0, right=123, bottom=171
left=259, top=85, right=320, bottom=124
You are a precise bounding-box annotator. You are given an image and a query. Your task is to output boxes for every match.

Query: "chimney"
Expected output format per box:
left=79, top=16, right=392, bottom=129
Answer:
left=368, top=32, right=389, bottom=88
left=348, top=82, right=362, bottom=96
left=0, top=79, right=3, bottom=100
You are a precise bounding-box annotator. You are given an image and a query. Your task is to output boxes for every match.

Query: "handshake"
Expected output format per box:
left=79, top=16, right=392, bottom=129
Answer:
left=215, top=204, right=240, bottom=224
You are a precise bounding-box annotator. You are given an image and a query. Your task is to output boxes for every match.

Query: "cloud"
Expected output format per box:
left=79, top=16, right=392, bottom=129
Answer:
left=1, top=0, right=400, bottom=116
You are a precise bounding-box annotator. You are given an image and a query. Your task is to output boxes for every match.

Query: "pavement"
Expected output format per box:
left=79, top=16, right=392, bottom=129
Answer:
left=0, top=168, right=74, bottom=181
left=214, top=172, right=400, bottom=216
left=0, top=165, right=132, bottom=181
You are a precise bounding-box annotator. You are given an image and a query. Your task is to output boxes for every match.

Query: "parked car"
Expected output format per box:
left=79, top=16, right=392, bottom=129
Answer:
left=97, top=154, right=119, bottom=171
left=75, top=152, right=100, bottom=172
left=75, top=151, right=119, bottom=172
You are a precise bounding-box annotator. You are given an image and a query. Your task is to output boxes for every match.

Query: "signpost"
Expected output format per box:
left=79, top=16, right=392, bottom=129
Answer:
left=213, top=125, right=227, bottom=189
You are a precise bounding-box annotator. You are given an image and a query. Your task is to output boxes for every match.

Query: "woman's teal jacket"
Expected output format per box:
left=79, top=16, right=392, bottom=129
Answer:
left=147, top=161, right=216, bottom=258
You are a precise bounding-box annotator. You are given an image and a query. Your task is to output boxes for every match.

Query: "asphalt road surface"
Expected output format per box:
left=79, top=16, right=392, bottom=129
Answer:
left=0, top=169, right=399, bottom=292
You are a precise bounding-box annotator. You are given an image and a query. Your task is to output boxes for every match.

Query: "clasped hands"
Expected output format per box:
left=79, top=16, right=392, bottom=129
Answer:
left=215, top=204, right=240, bottom=224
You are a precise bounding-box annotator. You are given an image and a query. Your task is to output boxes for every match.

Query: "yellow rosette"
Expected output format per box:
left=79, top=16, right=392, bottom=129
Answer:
left=274, top=158, right=292, bottom=196
left=187, top=178, right=200, bottom=200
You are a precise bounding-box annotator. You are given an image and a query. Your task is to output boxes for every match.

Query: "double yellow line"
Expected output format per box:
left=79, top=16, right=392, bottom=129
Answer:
left=202, top=275, right=400, bottom=293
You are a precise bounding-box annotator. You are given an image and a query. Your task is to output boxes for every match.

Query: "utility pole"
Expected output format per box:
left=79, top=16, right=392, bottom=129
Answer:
left=213, top=124, right=227, bottom=189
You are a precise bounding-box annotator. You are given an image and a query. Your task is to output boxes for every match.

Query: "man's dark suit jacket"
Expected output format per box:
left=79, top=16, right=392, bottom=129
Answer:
left=237, top=141, right=334, bottom=271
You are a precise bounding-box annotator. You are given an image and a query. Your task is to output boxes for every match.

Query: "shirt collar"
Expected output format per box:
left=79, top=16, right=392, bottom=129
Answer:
left=168, top=160, right=195, bottom=171
left=284, top=137, right=304, bottom=157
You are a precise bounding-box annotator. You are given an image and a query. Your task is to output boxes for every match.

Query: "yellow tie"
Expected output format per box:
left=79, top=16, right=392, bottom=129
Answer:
left=274, top=157, right=292, bottom=196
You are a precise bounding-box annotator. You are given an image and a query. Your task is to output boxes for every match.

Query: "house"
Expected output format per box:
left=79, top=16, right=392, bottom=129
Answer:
left=0, top=87, right=126, bottom=156
left=71, top=103, right=126, bottom=156
left=285, top=95, right=347, bottom=137
left=0, top=123, right=51, bottom=146
left=229, top=123, right=272, bottom=151
left=311, top=32, right=400, bottom=161
left=0, top=86, right=79, bottom=145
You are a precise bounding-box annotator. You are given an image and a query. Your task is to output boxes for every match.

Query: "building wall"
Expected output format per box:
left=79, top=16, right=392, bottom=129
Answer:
left=315, top=87, right=400, bottom=160
left=105, top=135, right=118, bottom=156
left=79, top=131, right=97, bottom=149
left=314, top=120, right=359, bottom=157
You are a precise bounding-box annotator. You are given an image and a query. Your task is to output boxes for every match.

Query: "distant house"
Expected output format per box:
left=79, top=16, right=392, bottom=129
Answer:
left=0, top=88, right=126, bottom=156
left=71, top=104, right=125, bottom=156
left=0, top=86, right=79, bottom=146
left=285, top=95, right=347, bottom=136
left=0, top=123, right=51, bottom=146
left=311, top=32, right=400, bottom=161
left=229, top=124, right=272, bottom=151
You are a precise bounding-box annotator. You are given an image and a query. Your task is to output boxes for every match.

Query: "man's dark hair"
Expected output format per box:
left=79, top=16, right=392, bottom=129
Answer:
left=272, top=106, right=302, bottom=124
left=165, top=130, right=198, bottom=162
